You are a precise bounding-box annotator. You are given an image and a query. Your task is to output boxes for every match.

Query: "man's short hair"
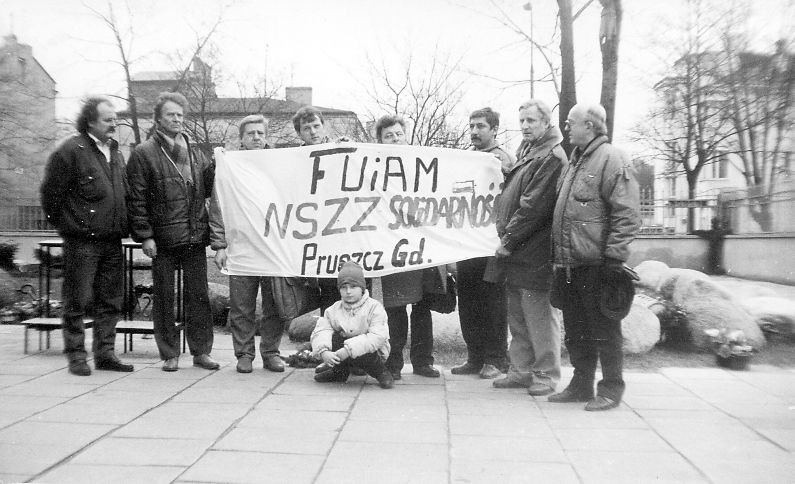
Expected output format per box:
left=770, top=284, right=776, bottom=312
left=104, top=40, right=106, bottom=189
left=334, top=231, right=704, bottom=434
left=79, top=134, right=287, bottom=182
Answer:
left=292, top=106, right=325, bottom=133
left=153, top=92, right=189, bottom=121
left=374, top=115, right=407, bottom=142
left=581, top=103, right=608, bottom=136
left=469, top=107, right=500, bottom=129
left=75, top=95, right=113, bottom=134
left=519, top=99, right=552, bottom=125
left=238, top=114, right=267, bottom=139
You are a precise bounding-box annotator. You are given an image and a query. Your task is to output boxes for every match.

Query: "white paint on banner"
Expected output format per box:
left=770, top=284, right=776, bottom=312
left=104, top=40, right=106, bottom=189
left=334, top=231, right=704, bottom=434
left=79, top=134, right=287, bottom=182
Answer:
left=214, top=142, right=502, bottom=277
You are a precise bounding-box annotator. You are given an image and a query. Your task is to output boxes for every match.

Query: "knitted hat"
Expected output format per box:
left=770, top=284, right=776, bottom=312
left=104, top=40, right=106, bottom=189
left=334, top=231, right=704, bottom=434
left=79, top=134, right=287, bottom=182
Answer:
left=337, top=261, right=366, bottom=290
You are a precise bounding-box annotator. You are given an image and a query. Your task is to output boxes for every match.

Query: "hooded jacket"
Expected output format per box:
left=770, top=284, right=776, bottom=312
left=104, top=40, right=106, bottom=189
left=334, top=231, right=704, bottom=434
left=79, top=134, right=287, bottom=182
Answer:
left=552, top=135, right=640, bottom=266
left=489, top=126, right=567, bottom=289
left=126, top=133, right=214, bottom=248
left=41, top=133, right=128, bottom=240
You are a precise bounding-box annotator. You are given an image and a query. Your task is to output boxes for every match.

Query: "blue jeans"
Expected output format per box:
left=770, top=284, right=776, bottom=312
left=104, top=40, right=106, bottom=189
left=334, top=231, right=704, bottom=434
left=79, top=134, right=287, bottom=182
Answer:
left=151, top=244, right=213, bottom=360
left=229, top=275, right=286, bottom=360
left=61, top=237, right=123, bottom=362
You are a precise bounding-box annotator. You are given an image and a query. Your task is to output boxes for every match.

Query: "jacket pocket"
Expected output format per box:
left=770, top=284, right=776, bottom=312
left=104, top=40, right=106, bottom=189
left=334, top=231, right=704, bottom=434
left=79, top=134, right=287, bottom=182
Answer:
left=77, top=174, right=106, bottom=201
left=569, top=220, right=606, bottom=263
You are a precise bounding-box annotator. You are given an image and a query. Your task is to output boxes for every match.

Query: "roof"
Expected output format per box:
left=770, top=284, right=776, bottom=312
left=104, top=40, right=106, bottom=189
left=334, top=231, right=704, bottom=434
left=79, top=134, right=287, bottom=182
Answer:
left=120, top=96, right=357, bottom=117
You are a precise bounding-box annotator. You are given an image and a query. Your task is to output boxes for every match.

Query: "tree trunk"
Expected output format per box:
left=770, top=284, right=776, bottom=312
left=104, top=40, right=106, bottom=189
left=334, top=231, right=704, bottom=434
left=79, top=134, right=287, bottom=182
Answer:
left=599, top=0, right=622, bottom=142
left=558, top=0, right=577, bottom=155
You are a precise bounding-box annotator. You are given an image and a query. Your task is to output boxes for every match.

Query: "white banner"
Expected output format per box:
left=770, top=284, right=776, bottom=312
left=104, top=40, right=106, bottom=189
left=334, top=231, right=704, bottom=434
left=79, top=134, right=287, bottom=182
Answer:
left=214, top=142, right=502, bottom=277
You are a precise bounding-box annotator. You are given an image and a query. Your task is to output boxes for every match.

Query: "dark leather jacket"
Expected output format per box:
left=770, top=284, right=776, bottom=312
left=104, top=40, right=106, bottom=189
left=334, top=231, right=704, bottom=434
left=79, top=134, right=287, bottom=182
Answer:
left=126, top=133, right=214, bottom=248
left=40, top=133, right=128, bottom=240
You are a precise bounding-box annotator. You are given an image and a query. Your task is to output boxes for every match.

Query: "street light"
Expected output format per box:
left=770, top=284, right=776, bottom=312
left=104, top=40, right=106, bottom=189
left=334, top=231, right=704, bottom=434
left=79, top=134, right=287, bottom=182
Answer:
left=523, top=1, right=535, bottom=98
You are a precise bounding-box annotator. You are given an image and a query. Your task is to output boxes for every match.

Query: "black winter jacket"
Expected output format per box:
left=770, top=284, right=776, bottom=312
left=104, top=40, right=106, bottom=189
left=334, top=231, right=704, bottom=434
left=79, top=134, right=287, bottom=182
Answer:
left=40, top=134, right=128, bottom=240
left=126, top=134, right=214, bottom=248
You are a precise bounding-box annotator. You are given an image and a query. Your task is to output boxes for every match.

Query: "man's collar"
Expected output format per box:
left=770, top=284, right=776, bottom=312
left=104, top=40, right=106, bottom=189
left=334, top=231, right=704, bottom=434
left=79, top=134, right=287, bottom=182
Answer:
left=88, top=132, right=110, bottom=147
left=474, top=139, right=500, bottom=152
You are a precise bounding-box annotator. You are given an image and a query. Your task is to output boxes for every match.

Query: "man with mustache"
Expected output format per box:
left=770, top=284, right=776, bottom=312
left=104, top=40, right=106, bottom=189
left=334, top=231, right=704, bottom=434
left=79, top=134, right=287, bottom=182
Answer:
left=41, top=96, right=134, bottom=376
left=451, top=107, right=513, bottom=379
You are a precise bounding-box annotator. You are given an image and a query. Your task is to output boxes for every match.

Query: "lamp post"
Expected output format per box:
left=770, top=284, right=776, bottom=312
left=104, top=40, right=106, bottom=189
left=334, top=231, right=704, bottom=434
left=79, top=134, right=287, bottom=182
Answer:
left=523, top=1, right=535, bottom=98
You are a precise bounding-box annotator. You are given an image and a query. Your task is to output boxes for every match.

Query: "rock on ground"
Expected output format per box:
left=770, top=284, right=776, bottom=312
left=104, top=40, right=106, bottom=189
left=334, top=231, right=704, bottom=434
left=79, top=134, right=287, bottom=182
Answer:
left=288, top=312, right=320, bottom=341
left=681, top=295, right=766, bottom=350
left=635, top=260, right=670, bottom=292
left=622, top=302, right=661, bottom=354
left=738, top=296, right=795, bottom=340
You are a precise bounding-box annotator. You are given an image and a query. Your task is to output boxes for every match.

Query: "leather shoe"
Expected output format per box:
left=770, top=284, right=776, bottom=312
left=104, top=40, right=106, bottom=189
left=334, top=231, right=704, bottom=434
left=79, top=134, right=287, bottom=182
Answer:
left=492, top=377, right=528, bottom=389
left=413, top=365, right=440, bottom=378
left=95, top=357, right=134, bottom=372
left=479, top=364, right=503, bottom=379
left=315, top=362, right=332, bottom=374
left=527, top=383, right=554, bottom=396
left=69, top=360, right=91, bottom=376
left=548, top=387, right=593, bottom=403
left=350, top=366, right=367, bottom=376
left=376, top=371, right=395, bottom=389
left=236, top=356, right=253, bottom=373
left=193, top=354, right=220, bottom=370
left=390, top=369, right=402, bottom=380
left=451, top=361, right=482, bottom=375
left=264, top=355, right=285, bottom=372
left=585, top=395, right=620, bottom=411
left=162, top=357, right=179, bottom=372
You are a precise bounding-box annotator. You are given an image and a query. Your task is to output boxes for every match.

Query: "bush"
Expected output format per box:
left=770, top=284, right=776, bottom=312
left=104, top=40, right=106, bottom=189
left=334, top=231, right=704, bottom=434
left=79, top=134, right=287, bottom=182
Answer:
left=0, top=242, right=18, bottom=271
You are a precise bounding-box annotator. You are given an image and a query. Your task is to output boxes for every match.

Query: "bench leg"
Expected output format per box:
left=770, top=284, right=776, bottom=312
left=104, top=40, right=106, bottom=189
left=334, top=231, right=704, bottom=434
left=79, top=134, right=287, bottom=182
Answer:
left=24, top=327, right=29, bottom=354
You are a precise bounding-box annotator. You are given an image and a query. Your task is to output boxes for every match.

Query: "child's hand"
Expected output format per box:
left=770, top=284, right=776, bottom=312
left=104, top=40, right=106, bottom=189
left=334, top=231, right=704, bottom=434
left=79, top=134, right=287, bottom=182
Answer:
left=321, top=351, right=340, bottom=366
left=335, top=347, right=351, bottom=362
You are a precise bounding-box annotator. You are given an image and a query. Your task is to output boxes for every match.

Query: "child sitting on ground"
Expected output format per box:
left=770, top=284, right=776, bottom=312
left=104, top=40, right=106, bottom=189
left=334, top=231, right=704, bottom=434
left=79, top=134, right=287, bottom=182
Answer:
left=310, top=261, right=393, bottom=389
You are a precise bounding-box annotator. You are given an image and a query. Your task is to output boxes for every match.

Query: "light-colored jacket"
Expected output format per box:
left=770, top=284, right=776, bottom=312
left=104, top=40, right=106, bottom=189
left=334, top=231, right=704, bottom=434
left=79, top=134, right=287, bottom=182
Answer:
left=310, top=291, right=391, bottom=360
left=552, top=135, right=640, bottom=266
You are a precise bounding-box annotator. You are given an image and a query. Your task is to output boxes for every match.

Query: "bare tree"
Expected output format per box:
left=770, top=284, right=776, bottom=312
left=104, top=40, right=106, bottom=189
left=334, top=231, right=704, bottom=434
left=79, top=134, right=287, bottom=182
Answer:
left=361, top=48, right=469, bottom=148
left=720, top=36, right=793, bottom=231
left=85, top=1, right=144, bottom=145
left=599, top=0, right=622, bottom=141
left=86, top=1, right=227, bottom=146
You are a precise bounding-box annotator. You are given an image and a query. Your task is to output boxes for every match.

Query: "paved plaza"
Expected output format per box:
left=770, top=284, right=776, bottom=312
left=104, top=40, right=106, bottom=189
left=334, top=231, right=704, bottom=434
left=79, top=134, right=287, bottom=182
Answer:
left=0, top=323, right=793, bottom=484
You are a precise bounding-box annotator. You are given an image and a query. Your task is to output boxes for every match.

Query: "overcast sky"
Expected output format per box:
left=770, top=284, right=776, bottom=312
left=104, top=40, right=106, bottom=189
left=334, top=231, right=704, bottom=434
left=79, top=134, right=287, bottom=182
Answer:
left=2, top=0, right=792, bottom=152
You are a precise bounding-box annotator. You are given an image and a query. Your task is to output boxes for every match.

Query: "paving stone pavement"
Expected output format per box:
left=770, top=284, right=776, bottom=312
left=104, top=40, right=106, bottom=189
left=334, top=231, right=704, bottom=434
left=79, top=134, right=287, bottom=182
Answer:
left=1, top=324, right=794, bottom=484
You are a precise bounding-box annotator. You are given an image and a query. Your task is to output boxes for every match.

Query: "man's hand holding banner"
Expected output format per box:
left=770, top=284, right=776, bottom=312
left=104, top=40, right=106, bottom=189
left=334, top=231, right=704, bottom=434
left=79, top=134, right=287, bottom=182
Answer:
left=214, top=142, right=502, bottom=277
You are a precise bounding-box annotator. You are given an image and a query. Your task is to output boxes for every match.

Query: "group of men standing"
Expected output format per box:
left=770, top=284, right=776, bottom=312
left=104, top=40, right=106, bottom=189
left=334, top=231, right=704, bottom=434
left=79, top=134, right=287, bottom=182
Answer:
left=452, top=100, right=640, bottom=411
left=41, top=90, right=639, bottom=411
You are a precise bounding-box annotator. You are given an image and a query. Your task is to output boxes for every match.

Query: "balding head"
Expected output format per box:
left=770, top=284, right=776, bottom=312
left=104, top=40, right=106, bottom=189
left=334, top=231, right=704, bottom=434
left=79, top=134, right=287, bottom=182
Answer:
left=566, top=103, right=607, bottom=149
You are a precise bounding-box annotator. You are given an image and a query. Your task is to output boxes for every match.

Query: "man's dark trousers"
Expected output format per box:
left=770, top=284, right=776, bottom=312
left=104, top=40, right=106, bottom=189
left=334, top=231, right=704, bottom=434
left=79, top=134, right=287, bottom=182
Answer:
left=457, top=257, right=508, bottom=369
left=151, top=244, right=214, bottom=360
left=385, top=299, right=434, bottom=372
left=61, top=236, right=124, bottom=363
left=557, top=266, right=625, bottom=401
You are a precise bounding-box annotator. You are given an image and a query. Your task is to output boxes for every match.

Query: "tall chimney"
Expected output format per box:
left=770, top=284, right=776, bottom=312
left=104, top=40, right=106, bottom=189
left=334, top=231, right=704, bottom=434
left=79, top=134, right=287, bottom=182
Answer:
left=285, top=86, right=312, bottom=106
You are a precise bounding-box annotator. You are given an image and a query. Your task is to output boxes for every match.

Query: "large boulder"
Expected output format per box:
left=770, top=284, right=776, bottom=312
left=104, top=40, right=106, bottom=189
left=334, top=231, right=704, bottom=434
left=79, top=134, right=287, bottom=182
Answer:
left=622, top=301, right=662, bottom=354
left=635, top=260, right=670, bottom=292
left=287, top=312, right=320, bottom=341
left=738, top=296, right=795, bottom=341
left=657, top=268, right=732, bottom=306
left=681, top=295, right=766, bottom=350
left=207, top=282, right=230, bottom=327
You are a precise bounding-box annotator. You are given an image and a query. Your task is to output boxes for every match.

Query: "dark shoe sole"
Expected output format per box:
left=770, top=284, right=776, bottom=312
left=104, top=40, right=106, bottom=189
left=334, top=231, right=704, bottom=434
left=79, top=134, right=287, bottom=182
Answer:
left=95, top=361, right=134, bottom=372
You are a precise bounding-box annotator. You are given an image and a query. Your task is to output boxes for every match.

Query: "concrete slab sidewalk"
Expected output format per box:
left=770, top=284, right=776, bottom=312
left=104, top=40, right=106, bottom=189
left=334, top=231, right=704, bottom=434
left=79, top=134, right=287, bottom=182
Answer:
left=1, top=324, right=793, bottom=484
